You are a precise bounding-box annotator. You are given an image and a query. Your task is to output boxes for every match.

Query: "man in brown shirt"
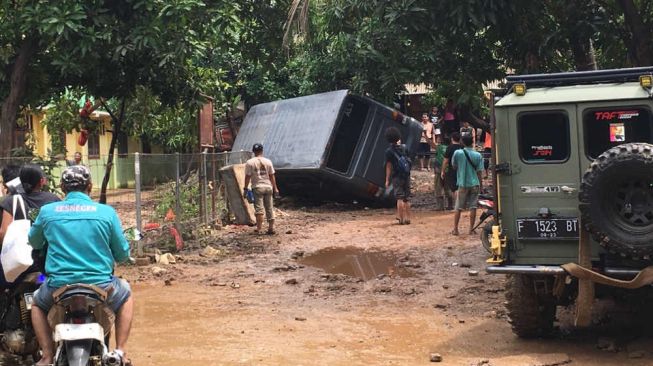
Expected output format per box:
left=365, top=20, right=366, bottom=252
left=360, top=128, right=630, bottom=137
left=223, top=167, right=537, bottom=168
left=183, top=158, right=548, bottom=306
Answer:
left=244, top=143, right=280, bottom=234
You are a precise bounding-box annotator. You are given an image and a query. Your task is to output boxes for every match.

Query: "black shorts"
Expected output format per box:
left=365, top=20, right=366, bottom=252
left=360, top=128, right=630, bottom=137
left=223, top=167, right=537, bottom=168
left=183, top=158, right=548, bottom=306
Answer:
left=417, top=143, right=430, bottom=157
left=392, top=177, right=411, bottom=201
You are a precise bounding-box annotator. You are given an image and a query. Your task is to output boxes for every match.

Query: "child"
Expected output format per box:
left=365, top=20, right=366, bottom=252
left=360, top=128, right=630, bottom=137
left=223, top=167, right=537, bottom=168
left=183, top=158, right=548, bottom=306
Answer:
left=384, top=127, right=412, bottom=225
left=460, top=120, right=476, bottom=146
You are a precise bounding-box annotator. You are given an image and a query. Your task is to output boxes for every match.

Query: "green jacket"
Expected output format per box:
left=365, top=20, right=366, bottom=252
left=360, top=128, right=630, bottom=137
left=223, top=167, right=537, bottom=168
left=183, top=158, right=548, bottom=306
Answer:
left=28, top=192, right=130, bottom=288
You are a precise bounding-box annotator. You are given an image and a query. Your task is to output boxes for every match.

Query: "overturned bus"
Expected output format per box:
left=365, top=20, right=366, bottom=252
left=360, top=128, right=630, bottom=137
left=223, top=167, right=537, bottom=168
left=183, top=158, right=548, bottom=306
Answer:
left=231, top=90, right=422, bottom=202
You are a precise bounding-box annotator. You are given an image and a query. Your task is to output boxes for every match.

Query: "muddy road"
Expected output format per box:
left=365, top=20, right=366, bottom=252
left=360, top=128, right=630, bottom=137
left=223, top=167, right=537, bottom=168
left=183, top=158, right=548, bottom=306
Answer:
left=2, top=171, right=653, bottom=365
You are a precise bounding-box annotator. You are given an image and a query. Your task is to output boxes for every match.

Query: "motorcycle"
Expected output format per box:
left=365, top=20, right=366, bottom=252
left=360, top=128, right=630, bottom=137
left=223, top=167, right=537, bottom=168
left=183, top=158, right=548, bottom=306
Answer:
left=0, top=271, right=43, bottom=362
left=49, top=283, right=125, bottom=366
left=473, top=193, right=496, bottom=253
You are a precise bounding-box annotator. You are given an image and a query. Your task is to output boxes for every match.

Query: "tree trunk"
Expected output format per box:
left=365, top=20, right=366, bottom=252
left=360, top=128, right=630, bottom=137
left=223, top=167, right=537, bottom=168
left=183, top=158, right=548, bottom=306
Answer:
left=570, top=38, right=597, bottom=71
left=99, top=98, right=126, bottom=204
left=617, top=0, right=653, bottom=66
left=0, top=38, right=37, bottom=157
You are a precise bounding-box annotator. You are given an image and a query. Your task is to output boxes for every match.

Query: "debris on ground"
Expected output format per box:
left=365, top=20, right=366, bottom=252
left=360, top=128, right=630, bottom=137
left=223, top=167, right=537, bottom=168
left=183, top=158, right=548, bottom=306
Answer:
left=151, top=266, right=167, bottom=276
left=156, top=252, right=176, bottom=265
left=135, top=257, right=150, bottom=266
left=200, top=245, right=223, bottom=258
left=429, top=353, right=443, bottom=362
left=627, top=350, right=645, bottom=359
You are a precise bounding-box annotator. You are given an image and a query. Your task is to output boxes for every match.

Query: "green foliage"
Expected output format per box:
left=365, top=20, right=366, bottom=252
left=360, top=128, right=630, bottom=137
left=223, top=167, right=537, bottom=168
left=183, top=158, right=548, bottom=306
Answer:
left=4, top=0, right=653, bottom=159
left=39, top=89, right=87, bottom=156
left=152, top=174, right=200, bottom=222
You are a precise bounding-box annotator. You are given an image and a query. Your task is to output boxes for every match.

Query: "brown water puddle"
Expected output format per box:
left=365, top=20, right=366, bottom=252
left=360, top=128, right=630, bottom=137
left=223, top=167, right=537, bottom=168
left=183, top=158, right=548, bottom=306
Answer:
left=299, top=246, right=413, bottom=280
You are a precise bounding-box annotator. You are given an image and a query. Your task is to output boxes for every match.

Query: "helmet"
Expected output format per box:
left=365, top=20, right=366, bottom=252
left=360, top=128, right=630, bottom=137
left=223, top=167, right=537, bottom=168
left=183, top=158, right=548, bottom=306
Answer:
left=61, top=165, right=91, bottom=190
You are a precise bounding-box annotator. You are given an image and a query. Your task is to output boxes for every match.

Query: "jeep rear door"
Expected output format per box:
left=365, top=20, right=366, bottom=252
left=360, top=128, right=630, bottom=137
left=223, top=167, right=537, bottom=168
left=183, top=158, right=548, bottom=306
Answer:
left=507, top=105, right=581, bottom=264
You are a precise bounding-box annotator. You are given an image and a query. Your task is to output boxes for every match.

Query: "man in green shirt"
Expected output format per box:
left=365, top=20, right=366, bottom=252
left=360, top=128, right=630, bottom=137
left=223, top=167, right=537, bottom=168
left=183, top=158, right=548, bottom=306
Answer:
left=451, top=135, right=484, bottom=235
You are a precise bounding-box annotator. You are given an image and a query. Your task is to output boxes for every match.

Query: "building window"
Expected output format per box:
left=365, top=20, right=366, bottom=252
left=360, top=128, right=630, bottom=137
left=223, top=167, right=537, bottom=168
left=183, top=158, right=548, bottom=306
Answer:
left=584, top=107, right=652, bottom=159
left=88, top=132, right=100, bottom=159
left=518, top=111, right=570, bottom=163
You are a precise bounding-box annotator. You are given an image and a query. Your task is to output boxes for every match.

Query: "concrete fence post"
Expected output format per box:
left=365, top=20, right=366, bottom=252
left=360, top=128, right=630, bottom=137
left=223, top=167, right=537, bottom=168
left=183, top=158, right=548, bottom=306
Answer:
left=200, top=150, right=208, bottom=225
left=134, top=152, right=143, bottom=257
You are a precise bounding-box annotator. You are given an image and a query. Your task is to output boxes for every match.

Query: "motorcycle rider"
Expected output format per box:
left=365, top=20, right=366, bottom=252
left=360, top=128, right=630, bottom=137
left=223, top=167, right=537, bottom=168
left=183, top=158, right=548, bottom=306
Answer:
left=28, top=165, right=133, bottom=366
left=0, top=165, right=59, bottom=289
left=1, top=164, right=21, bottom=196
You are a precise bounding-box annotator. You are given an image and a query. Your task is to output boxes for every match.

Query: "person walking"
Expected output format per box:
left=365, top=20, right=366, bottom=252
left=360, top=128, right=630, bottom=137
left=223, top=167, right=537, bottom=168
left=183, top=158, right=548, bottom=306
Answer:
left=440, top=132, right=463, bottom=210
left=451, top=135, right=484, bottom=236
left=384, top=127, right=412, bottom=225
left=244, top=143, right=280, bottom=235
left=432, top=132, right=449, bottom=210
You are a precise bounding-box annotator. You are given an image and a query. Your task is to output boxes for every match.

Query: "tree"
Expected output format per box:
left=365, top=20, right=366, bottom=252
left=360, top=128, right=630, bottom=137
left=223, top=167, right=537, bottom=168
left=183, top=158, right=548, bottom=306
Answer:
left=281, top=0, right=652, bottom=117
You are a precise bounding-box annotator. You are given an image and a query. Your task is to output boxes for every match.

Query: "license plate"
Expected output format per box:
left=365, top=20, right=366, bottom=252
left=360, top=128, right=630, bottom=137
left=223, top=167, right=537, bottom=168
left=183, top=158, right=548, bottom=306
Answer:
left=23, top=292, right=34, bottom=310
left=516, top=218, right=579, bottom=239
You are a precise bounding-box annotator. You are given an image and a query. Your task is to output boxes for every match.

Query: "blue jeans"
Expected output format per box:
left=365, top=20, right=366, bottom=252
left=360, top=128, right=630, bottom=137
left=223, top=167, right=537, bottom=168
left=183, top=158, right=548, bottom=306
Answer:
left=34, top=276, right=131, bottom=313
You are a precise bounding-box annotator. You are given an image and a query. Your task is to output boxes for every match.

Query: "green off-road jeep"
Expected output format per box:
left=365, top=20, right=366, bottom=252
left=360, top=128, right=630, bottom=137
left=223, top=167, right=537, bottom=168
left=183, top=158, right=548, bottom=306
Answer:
left=486, top=67, right=653, bottom=337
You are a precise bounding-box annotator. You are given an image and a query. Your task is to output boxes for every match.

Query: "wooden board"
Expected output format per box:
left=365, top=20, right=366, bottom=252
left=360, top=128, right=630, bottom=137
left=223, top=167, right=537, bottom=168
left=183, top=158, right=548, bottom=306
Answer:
left=219, top=164, right=255, bottom=225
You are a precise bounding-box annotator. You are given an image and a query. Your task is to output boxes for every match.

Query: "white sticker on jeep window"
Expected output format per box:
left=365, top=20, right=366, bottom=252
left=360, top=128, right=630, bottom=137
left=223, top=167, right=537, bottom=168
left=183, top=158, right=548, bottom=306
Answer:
left=610, top=123, right=625, bottom=142
left=520, top=185, right=561, bottom=194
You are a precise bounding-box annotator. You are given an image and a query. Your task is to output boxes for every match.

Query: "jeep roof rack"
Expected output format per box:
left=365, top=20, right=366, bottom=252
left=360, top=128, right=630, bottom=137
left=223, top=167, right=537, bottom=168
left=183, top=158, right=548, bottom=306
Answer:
left=505, top=66, right=653, bottom=90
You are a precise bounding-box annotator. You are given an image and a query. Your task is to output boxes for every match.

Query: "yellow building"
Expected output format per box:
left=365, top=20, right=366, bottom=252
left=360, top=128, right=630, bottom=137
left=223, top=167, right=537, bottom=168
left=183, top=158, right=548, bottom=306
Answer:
left=26, top=108, right=166, bottom=189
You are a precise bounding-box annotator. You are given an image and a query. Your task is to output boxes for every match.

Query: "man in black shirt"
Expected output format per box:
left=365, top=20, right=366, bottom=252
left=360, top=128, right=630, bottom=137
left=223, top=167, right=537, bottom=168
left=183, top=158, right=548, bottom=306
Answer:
left=384, top=127, right=412, bottom=225
left=440, top=132, right=463, bottom=210
left=0, top=166, right=60, bottom=227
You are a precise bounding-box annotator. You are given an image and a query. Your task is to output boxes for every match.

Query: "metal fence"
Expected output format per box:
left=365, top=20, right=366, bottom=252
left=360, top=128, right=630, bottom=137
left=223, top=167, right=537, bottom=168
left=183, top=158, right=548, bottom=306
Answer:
left=0, top=151, right=252, bottom=253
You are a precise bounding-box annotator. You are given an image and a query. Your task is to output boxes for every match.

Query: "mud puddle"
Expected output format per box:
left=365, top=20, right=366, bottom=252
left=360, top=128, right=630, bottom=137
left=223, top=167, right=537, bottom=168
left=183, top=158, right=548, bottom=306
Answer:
left=299, top=247, right=413, bottom=280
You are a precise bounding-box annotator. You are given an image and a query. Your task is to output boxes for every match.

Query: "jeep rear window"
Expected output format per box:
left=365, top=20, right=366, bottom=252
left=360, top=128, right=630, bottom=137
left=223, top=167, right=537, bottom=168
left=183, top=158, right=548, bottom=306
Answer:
left=518, top=112, right=570, bottom=163
left=584, top=107, right=652, bottom=158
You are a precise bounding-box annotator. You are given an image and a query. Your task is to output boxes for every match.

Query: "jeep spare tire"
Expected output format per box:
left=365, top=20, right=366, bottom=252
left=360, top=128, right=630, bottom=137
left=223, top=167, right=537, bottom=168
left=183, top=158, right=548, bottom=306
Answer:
left=579, top=143, right=653, bottom=259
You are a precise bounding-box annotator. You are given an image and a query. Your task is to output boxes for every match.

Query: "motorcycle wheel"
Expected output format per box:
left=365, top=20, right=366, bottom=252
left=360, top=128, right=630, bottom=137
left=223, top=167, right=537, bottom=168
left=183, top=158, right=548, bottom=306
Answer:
left=481, top=220, right=495, bottom=253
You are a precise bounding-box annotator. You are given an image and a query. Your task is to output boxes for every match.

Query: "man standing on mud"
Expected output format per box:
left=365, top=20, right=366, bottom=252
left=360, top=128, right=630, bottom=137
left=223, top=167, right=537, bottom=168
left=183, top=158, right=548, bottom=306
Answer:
left=440, top=132, right=462, bottom=210
left=244, top=143, right=280, bottom=234
left=384, top=127, right=412, bottom=225
left=451, top=135, right=484, bottom=235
